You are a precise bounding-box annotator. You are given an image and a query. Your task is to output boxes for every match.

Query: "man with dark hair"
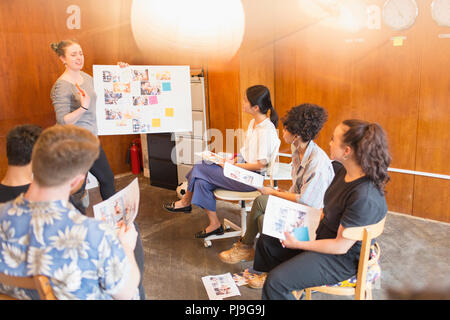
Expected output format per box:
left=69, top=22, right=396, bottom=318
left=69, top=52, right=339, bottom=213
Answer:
left=0, top=124, right=43, bottom=202
left=219, top=104, right=335, bottom=289
left=0, top=124, right=87, bottom=210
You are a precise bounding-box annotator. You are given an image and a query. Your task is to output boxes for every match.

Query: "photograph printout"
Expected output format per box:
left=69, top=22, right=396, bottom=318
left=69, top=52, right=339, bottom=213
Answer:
left=93, top=178, right=139, bottom=229
left=93, top=65, right=192, bottom=135
left=262, top=195, right=321, bottom=241
left=201, top=273, right=241, bottom=300
left=223, top=162, right=264, bottom=189
left=194, top=151, right=234, bottom=165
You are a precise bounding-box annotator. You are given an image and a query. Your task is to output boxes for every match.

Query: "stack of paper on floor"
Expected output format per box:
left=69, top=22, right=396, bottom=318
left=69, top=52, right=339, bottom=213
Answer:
left=262, top=195, right=321, bottom=241
left=93, top=178, right=139, bottom=229
left=223, top=162, right=264, bottom=189
left=202, top=273, right=241, bottom=300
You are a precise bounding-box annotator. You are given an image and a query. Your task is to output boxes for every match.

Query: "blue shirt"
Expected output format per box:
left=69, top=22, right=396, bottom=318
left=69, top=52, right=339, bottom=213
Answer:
left=0, top=194, right=135, bottom=300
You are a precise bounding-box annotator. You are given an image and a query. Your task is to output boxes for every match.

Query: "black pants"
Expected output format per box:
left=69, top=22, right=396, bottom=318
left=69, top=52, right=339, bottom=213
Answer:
left=90, top=144, right=116, bottom=200
left=254, top=234, right=359, bottom=300
left=71, top=144, right=116, bottom=209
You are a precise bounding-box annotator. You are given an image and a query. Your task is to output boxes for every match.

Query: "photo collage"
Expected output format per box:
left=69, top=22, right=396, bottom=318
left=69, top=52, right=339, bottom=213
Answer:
left=97, top=66, right=177, bottom=134
left=262, top=195, right=321, bottom=242
left=93, top=178, right=140, bottom=230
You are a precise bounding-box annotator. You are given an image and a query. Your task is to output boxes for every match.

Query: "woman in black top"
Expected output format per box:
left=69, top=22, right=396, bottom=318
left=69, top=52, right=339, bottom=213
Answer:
left=252, top=119, right=392, bottom=300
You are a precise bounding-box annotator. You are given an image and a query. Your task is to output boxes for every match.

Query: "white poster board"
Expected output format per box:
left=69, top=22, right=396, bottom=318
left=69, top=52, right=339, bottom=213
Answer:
left=93, top=65, right=192, bottom=135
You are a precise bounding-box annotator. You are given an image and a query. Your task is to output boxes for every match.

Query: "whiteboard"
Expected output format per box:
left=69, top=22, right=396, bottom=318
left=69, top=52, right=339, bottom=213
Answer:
left=93, top=65, right=192, bottom=135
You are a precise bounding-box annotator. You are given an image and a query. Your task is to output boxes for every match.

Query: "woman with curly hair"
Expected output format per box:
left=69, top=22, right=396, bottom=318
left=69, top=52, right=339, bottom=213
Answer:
left=254, top=119, right=391, bottom=300
left=219, top=103, right=335, bottom=266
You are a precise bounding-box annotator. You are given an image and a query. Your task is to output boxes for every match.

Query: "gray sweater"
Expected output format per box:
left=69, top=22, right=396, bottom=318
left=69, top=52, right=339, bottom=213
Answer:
left=50, top=71, right=98, bottom=135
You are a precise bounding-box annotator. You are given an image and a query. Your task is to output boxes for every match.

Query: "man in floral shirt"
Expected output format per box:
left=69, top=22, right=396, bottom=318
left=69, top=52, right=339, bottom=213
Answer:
left=0, top=125, right=140, bottom=299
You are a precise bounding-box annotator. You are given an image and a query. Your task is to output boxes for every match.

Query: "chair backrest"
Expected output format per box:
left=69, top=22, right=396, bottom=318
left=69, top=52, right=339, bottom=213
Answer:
left=0, top=273, right=56, bottom=300
left=342, top=216, right=386, bottom=300
left=265, top=138, right=281, bottom=187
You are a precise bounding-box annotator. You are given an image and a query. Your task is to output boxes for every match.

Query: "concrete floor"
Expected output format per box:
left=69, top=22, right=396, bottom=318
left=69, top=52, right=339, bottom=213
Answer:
left=86, top=173, right=450, bottom=300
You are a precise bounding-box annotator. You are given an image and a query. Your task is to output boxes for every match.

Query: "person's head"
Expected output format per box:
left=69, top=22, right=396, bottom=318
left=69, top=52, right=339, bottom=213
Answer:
left=6, top=124, right=43, bottom=166
left=329, top=119, right=391, bottom=194
left=243, top=85, right=278, bottom=127
left=31, top=125, right=99, bottom=189
left=281, top=103, right=328, bottom=145
left=50, top=39, right=83, bottom=71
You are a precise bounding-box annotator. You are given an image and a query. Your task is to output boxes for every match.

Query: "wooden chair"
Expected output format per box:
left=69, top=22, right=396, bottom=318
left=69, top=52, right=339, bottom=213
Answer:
left=203, top=139, right=284, bottom=247
left=300, top=217, right=386, bottom=300
left=0, top=274, right=56, bottom=300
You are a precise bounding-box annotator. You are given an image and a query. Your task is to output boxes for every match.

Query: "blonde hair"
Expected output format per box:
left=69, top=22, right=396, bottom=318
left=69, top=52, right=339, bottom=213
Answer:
left=50, top=39, right=79, bottom=57
left=32, top=125, right=99, bottom=187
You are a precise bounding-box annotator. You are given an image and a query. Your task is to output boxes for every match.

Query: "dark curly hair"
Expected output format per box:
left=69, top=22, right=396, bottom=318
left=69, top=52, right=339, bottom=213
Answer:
left=6, top=124, right=43, bottom=166
left=281, top=103, right=328, bottom=142
left=342, top=119, right=392, bottom=195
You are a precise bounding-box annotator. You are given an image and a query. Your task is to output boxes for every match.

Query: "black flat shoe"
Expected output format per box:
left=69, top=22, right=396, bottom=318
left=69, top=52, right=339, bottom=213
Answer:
left=195, top=225, right=224, bottom=238
left=163, top=202, right=192, bottom=213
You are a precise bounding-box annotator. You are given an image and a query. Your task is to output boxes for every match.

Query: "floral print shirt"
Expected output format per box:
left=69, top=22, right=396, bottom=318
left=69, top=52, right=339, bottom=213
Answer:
left=0, top=194, right=134, bottom=300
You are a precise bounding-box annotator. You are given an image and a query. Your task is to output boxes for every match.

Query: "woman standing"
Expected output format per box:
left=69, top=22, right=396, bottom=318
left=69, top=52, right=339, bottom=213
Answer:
left=252, top=119, right=391, bottom=299
left=50, top=40, right=123, bottom=205
left=164, top=85, right=280, bottom=239
left=50, top=40, right=146, bottom=300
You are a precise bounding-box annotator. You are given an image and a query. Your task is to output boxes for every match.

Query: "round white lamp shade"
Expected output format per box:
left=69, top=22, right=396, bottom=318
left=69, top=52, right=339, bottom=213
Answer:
left=131, top=0, right=246, bottom=64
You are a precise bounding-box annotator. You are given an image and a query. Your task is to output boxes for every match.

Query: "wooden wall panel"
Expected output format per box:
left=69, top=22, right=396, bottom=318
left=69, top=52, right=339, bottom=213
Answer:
left=385, top=172, right=414, bottom=215
left=293, top=27, right=353, bottom=159
left=239, top=45, right=275, bottom=134
left=413, top=177, right=449, bottom=222
left=206, top=56, right=241, bottom=154
left=231, top=0, right=449, bottom=222
left=274, top=36, right=297, bottom=155
left=411, top=0, right=450, bottom=221
left=0, top=0, right=140, bottom=177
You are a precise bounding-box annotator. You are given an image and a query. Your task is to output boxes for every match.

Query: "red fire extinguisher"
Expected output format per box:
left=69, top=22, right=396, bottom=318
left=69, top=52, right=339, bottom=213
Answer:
left=127, top=138, right=142, bottom=174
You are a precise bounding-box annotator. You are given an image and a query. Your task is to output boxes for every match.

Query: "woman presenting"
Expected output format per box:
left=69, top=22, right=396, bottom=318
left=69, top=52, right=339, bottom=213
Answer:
left=50, top=40, right=146, bottom=300
left=50, top=39, right=125, bottom=207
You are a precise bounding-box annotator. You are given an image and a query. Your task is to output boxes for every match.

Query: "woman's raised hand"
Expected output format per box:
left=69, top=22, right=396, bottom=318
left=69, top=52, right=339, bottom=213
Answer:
left=75, top=83, right=90, bottom=110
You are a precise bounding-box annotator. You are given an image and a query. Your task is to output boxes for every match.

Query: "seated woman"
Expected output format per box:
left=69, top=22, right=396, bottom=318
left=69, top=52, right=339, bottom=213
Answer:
left=219, top=103, right=335, bottom=264
left=250, top=119, right=391, bottom=299
left=164, top=85, right=280, bottom=239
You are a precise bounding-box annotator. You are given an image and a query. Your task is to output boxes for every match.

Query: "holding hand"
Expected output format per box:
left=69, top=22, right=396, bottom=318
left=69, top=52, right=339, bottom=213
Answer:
left=281, top=231, right=300, bottom=249
left=117, top=221, right=138, bottom=251
left=258, top=186, right=276, bottom=196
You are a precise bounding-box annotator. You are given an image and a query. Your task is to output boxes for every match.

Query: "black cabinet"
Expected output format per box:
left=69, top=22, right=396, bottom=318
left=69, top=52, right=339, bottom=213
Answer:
left=146, top=133, right=178, bottom=190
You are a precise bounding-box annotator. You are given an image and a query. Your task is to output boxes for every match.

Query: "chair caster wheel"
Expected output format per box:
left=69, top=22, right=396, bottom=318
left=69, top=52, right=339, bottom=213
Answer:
left=204, top=240, right=212, bottom=248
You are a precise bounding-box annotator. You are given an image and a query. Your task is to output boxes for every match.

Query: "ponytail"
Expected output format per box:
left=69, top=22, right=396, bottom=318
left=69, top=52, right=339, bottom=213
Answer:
left=50, top=39, right=79, bottom=57
left=246, top=85, right=278, bottom=127
left=342, top=119, right=392, bottom=194
left=269, top=106, right=279, bottom=128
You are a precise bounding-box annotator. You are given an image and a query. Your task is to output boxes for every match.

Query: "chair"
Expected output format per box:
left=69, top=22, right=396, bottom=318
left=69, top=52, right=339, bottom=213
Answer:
left=0, top=273, right=56, bottom=300
left=298, top=216, right=386, bottom=300
left=203, top=139, right=283, bottom=247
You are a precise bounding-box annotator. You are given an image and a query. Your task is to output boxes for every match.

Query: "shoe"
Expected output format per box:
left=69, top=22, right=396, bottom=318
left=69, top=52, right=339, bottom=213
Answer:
left=163, top=202, right=192, bottom=213
left=195, top=225, right=224, bottom=238
left=219, top=241, right=255, bottom=264
left=247, top=273, right=267, bottom=289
